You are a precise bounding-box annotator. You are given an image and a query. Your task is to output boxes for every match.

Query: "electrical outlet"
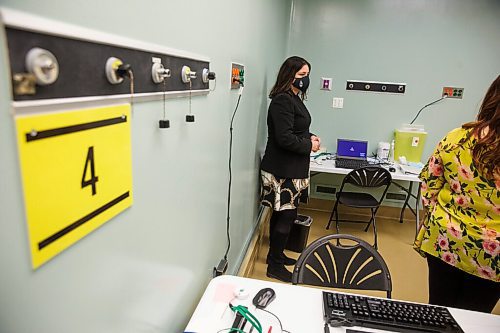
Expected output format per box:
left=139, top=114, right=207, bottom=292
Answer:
left=231, top=63, right=244, bottom=89
left=332, top=97, right=344, bottom=108
left=442, top=87, right=464, bottom=99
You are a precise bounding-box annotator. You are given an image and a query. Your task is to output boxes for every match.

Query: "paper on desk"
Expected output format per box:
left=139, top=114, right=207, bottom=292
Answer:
left=185, top=283, right=236, bottom=332
left=214, top=282, right=237, bottom=302
left=399, top=164, right=423, bottom=175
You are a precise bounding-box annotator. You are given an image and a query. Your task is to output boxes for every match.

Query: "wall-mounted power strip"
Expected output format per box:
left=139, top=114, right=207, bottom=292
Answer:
left=442, top=87, right=464, bottom=99
left=231, top=63, right=245, bottom=89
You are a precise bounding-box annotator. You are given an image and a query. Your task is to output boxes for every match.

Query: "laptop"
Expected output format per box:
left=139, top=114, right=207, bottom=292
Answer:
left=335, top=139, right=370, bottom=169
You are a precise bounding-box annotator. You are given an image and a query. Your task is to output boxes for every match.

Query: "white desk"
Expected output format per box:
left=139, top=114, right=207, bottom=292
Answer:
left=310, top=159, right=422, bottom=232
left=185, top=275, right=500, bottom=333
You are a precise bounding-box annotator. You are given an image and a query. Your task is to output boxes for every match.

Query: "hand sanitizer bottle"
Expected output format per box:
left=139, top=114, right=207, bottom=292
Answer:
left=390, top=140, right=395, bottom=162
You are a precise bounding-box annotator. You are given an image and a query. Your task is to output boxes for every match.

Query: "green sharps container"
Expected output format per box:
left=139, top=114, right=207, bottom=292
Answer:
left=394, top=125, right=428, bottom=163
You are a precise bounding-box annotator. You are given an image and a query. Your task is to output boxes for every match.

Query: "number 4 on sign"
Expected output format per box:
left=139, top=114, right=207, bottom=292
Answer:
left=81, top=146, right=99, bottom=195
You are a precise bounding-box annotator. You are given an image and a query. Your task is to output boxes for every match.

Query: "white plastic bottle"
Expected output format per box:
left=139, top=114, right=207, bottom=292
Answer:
left=390, top=140, right=395, bottom=162
left=377, top=142, right=390, bottom=161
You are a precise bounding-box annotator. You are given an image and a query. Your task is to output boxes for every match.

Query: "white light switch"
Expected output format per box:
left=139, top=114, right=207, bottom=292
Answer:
left=320, top=77, right=332, bottom=90
left=332, top=97, right=344, bottom=108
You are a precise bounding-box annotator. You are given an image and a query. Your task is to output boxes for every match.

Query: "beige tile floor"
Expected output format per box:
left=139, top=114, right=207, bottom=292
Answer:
left=245, top=200, right=500, bottom=314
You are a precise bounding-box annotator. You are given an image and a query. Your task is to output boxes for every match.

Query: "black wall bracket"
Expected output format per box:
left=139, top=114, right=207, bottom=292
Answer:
left=1, top=8, right=211, bottom=110
left=346, top=80, right=406, bottom=94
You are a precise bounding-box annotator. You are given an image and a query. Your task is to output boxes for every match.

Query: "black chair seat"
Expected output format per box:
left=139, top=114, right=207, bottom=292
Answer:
left=338, top=192, right=379, bottom=208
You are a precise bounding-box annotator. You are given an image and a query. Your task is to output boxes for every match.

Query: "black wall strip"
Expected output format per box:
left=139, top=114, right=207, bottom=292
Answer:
left=26, top=116, right=127, bottom=142
left=6, top=28, right=209, bottom=101
left=38, top=191, right=130, bottom=250
left=346, top=80, right=406, bottom=94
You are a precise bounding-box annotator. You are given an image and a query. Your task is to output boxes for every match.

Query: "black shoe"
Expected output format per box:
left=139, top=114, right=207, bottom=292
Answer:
left=266, top=264, right=292, bottom=283
left=266, top=254, right=297, bottom=266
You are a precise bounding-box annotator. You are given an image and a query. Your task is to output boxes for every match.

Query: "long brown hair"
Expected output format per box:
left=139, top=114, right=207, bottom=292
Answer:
left=462, top=75, right=500, bottom=179
left=269, top=56, right=311, bottom=100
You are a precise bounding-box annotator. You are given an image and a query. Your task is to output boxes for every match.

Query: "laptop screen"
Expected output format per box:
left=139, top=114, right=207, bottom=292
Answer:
left=337, top=139, right=368, bottom=159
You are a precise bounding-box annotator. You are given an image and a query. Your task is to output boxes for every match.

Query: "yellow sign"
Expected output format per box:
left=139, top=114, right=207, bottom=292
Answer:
left=16, top=104, right=133, bottom=268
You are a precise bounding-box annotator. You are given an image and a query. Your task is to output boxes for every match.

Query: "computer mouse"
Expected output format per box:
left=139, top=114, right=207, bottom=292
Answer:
left=252, top=288, right=276, bottom=309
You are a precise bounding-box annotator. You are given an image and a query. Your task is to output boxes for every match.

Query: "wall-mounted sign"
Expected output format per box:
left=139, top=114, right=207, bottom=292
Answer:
left=16, top=104, right=133, bottom=268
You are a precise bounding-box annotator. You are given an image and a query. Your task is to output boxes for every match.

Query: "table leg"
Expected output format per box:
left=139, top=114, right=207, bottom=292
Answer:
left=415, top=185, right=421, bottom=236
left=399, top=181, right=413, bottom=223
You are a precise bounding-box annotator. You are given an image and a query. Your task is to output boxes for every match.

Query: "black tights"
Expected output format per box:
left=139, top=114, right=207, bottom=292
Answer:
left=268, top=209, right=297, bottom=265
left=427, top=255, right=500, bottom=313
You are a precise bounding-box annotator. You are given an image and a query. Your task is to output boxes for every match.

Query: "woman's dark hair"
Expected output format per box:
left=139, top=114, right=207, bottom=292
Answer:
left=462, top=74, right=500, bottom=178
left=269, top=56, right=311, bottom=100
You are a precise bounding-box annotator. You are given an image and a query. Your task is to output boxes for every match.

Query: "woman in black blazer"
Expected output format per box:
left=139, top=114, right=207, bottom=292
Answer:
left=261, top=56, right=320, bottom=282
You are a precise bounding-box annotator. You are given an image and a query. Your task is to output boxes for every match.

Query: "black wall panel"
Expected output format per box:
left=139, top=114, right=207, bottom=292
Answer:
left=346, top=80, right=406, bottom=94
left=6, top=28, right=209, bottom=101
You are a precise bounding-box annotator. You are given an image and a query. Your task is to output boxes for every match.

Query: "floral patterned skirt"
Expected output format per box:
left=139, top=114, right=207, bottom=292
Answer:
left=261, top=170, right=309, bottom=211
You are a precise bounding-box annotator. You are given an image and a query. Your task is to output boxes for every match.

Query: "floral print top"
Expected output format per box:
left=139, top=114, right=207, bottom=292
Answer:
left=414, top=127, right=500, bottom=282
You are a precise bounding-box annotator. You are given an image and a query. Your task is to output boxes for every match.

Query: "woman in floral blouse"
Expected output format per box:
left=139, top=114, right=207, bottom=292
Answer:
left=414, top=75, right=500, bottom=313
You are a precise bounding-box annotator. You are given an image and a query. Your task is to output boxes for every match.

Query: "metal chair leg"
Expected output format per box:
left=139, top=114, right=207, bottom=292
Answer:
left=335, top=206, right=340, bottom=235
left=371, top=209, right=378, bottom=250
left=364, top=211, right=374, bottom=232
left=326, top=200, right=339, bottom=230
left=399, top=181, right=413, bottom=223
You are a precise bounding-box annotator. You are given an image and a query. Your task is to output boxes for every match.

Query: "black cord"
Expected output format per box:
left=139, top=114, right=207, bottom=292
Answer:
left=233, top=78, right=244, bottom=86
left=409, top=95, right=447, bottom=124
left=224, top=93, right=243, bottom=260
left=258, top=308, right=291, bottom=333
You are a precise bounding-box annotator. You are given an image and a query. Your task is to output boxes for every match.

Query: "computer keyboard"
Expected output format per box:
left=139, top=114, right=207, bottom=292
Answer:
left=323, top=291, right=464, bottom=333
left=335, top=158, right=370, bottom=169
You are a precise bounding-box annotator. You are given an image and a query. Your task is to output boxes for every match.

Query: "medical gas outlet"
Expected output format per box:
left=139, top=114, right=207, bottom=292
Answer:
left=25, top=47, right=59, bottom=85
left=181, top=66, right=197, bottom=83
left=13, top=47, right=60, bottom=96
left=152, top=63, right=171, bottom=83
left=105, top=57, right=132, bottom=84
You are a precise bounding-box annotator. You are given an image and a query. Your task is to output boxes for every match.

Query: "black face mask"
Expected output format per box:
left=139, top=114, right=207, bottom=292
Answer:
left=292, top=75, right=310, bottom=92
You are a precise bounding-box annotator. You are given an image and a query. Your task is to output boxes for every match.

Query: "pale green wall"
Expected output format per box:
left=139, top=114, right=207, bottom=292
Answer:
left=289, top=0, right=500, bottom=157
left=1, top=0, right=500, bottom=332
left=288, top=0, right=500, bottom=198
left=0, top=1, right=291, bottom=332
